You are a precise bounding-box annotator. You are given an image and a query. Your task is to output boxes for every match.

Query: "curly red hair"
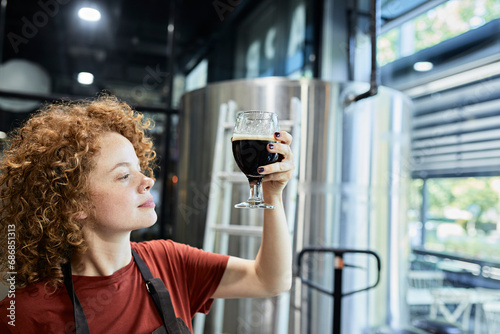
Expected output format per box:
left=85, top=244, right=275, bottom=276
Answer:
left=0, top=94, right=156, bottom=290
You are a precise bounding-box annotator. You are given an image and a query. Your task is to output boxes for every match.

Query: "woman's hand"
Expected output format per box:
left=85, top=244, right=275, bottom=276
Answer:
left=259, top=131, right=294, bottom=197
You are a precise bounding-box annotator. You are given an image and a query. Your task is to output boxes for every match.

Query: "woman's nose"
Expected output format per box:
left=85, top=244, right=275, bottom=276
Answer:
left=140, top=175, right=155, bottom=193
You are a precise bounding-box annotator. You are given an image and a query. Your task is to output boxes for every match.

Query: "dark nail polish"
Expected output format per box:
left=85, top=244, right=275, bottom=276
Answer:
left=274, top=132, right=281, bottom=138
left=269, top=144, right=274, bottom=149
left=258, top=167, right=265, bottom=173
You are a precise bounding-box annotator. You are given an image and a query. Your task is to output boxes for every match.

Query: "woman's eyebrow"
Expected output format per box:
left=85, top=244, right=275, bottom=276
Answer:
left=107, top=161, right=139, bottom=173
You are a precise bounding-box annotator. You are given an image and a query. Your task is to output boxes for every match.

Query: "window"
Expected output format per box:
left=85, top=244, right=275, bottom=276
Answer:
left=378, top=0, right=500, bottom=66
left=410, top=177, right=500, bottom=263
left=185, top=59, right=208, bottom=92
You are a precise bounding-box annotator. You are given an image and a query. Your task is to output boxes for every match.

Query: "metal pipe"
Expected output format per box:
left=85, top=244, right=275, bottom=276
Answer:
left=347, top=0, right=358, bottom=81
left=346, top=0, right=379, bottom=104
left=312, top=0, right=324, bottom=78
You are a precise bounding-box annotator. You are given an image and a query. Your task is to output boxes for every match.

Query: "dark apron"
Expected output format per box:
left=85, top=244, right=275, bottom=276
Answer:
left=62, top=250, right=191, bottom=334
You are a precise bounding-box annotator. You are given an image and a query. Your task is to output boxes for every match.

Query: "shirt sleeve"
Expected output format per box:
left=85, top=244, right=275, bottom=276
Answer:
left=179, top=242, right=229, bottom=314
left=133, top=240, right=229, bottom=316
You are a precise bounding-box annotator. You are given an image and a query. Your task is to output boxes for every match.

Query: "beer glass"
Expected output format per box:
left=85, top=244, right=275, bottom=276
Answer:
left=232, top=110, right=279, bottom=209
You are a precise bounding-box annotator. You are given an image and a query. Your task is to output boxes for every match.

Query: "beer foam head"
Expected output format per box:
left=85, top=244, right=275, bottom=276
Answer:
left=234, top=111, right=279, bottom=136
left=232, top=134, right=275, bottom=141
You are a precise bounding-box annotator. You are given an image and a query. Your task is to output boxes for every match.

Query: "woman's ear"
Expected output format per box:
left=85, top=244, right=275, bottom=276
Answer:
left=76, top=211, right=88, bottom=220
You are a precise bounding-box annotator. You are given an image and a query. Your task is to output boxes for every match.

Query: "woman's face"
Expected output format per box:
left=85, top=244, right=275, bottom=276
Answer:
left=86, top=132, right=156, bottom=233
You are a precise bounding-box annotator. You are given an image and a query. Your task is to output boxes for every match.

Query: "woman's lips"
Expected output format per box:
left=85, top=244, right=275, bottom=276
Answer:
left=139, top=198, right=155, bottom=208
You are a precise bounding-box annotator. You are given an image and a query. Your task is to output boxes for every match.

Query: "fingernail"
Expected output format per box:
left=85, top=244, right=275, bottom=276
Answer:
left=268, top=144, right=274, bottom=149
left=274, top=132, right=281, bottom=138
left=258, top=167, right=265, bottom=173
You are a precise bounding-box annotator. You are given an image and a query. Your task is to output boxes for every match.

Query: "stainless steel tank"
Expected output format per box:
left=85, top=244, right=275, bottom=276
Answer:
left=177, top=77, right=412, bottom=333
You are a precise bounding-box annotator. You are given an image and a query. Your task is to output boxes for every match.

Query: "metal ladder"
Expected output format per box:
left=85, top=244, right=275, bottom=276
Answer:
left=193, top=98, right=301, bottom=334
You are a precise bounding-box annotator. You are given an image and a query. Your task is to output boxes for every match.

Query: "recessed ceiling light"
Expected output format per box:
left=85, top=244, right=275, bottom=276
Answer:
left=404, top=62, right=500, bottom=98
left=78, top=72, right=94, bottom=85
left=78, top=7, right=101, bottom=22
left=413, top=61, right=434, bottom=72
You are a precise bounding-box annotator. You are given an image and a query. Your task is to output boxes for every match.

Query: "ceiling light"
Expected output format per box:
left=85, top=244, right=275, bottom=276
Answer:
left=413, top=61, right=434, bottom=72
left=78, top=7, right=101, bottom=22
left=78, top=72, right=94, bottom=85
left=405, top=61, right=500, bottom=98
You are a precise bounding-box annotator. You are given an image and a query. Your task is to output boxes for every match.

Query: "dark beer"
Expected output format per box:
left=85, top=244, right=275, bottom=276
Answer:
left=232, top=135, right=278, bottom=180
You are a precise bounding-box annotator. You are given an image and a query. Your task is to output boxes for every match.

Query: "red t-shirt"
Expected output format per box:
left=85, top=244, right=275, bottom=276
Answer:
left=0, top=239, right=229, bottom=334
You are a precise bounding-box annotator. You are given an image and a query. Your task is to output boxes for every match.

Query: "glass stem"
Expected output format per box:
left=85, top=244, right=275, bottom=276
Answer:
left=248, top=178, right=263, bottom=203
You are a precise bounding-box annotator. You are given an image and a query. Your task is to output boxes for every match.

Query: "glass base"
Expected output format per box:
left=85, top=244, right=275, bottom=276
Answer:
left=234, top=201, right=275, bottom=209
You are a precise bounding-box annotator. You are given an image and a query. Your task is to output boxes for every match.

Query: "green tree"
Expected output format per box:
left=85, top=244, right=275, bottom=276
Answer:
left=427, top=177, right=499, bottom=223
left=378, top=0, right=500, bottom=66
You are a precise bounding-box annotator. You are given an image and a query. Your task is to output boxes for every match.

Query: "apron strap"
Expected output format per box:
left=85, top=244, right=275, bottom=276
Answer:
left=62, top=261, right=91, bottom=334
left=63, top=250, right=185, bottom=334
left=132, top=249, right=183, bottom=334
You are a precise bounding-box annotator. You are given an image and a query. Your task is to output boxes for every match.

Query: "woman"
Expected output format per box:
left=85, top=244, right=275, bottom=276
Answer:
left=0, top=94, right=294, bottom=333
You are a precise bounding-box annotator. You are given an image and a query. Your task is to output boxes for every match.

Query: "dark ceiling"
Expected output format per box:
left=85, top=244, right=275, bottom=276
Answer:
left=0, top=0, right=252, bottom=107
left=0, top=0, right=430, bottom=110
